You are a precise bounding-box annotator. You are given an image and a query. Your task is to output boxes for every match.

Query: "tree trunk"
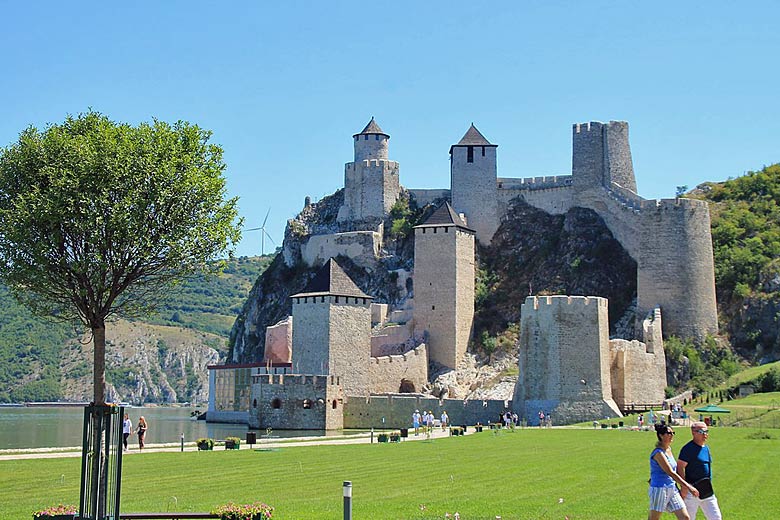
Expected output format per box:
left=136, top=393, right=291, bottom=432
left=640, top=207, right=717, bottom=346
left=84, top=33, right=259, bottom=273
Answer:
left=93, top=321, right=106, bottom=405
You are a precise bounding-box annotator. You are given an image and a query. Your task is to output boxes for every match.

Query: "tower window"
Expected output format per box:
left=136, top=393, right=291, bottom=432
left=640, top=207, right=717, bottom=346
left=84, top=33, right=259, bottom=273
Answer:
left=467, top=146, right=474, bottom=163
left=364, top=135, right=368, bottom=140
left=375, top=135, right=379, bottom=140
left=271, top=398, right=282, bottom=409
left=482, top=146, right=485, bottom=156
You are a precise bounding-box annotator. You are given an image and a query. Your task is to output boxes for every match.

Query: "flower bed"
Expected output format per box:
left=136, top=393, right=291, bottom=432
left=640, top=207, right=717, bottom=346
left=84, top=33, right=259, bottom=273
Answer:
left=211, top=502, right=273, bottom=519
left=32, top=504, right=77, bottom=519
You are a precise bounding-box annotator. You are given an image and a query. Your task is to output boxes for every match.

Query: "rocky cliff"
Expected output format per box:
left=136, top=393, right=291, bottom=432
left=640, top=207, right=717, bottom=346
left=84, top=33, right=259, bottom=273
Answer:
left=60, top=319, right=223, bottom=404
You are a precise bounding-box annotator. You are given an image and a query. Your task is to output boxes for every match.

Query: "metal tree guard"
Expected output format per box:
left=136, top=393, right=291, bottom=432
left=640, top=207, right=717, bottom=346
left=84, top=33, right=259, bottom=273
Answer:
left=79, top=404, right=124, bottom=520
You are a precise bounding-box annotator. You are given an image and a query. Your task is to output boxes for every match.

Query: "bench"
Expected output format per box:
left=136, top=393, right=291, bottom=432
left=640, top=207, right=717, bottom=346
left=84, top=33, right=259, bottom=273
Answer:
left=120, top=514, right=218, bottom=519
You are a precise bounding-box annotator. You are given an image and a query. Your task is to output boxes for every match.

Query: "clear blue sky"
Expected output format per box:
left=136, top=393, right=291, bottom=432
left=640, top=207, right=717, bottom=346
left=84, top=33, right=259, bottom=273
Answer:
left=2, top=2, right=778, bottom=257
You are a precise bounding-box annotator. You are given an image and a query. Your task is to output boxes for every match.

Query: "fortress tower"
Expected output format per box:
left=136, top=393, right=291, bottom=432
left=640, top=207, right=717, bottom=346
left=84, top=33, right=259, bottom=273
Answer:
left=450, top=124, right=499, bottom=245
left=512, top=295, right=622, bottom=425
left=413, top=202, right=476, bottom=369
left=572, top=120, right=637, bottom=193
left=337, top=118, right=401, bottom=224
left=290, top=258, right=372, bottom=396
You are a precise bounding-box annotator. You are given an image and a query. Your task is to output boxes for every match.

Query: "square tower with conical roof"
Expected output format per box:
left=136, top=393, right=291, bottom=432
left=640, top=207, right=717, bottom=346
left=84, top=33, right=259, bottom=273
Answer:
left=413, top=202, right=476, bottom=370
left=337, top=118, right=401, bottom=225
left=291, top=258, right=373, bottom=397
left=450, top=124, right=499, bottom=245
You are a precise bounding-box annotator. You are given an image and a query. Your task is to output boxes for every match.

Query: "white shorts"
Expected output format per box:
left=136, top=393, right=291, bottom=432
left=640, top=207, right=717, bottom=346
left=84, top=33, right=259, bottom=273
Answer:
left=684, top=493, right=722, bottom=520
left=648, top=485, right=686, bottom=513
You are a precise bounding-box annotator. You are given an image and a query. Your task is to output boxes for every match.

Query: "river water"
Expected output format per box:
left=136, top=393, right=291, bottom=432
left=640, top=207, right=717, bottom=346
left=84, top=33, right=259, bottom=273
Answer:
left=0, top=406, right=331, bottom=450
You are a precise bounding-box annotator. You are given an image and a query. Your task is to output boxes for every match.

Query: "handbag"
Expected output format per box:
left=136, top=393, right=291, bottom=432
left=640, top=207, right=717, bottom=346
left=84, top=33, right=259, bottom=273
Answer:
left=693, top=478, right=714, bottom=499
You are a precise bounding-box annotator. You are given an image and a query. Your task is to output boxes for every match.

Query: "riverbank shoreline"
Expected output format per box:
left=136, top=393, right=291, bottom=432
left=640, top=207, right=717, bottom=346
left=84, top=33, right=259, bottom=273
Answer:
left=0, top=428, right=467, bottom=460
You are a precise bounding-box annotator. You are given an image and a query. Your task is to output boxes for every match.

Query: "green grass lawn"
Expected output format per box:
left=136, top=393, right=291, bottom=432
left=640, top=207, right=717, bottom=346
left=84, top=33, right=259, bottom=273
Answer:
left=3, top=427, right=778, bottom=519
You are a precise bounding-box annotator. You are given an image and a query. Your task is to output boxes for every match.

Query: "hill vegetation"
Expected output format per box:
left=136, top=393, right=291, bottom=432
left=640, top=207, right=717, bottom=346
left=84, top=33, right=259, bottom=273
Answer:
left=0, top=255, right=270, bottom=403
left=691, top=163, right=780, bottom=362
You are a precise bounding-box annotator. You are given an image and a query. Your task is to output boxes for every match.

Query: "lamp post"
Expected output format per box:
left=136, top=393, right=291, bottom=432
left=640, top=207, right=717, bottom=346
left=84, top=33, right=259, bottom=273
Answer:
left=343, top=481, right=352, bottom=520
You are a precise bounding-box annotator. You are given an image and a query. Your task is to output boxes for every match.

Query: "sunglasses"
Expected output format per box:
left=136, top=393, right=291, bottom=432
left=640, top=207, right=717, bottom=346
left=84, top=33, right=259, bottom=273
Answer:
left=694, top=429, right=709, bottom=434
left=662, top=431, right=675, bottom=436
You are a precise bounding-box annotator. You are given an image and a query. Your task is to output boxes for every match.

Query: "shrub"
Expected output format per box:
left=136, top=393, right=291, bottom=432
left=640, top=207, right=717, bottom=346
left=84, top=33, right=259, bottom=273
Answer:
left=196, top=437, right=214, bottom=450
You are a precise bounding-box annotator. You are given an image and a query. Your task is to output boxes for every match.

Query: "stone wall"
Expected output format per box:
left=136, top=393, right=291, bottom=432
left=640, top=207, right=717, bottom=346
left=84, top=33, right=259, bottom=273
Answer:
left=485, top=121, right=717, bottom=342
left=413, top=225, right=475, bottom=369
left=609, top=338, right=666, bottom=408
left=512, top=295, right=622, bottom=425
left=353, top=132, right=388, bottom=162
left=636, top=198, right=718, bottom=341
left=291, top=293, right=372, bottom=397
left=301, top=231, right=381, bottom=268
left=338, top=159, right=400, bottom=223
left=343, top=394, right=509, bottom=429
left=409, top=189, right=451, bottom=207
left=329, top=299, right=372, bottom=397
left=371, top=303, right=388, bottom=327
left=368, top=344, right=428, bottom=394
left=370, top=322, right=414, bottom=354
left=291, top=297, right=331, bottom=375
left=250, top=374, right=344, bottom=430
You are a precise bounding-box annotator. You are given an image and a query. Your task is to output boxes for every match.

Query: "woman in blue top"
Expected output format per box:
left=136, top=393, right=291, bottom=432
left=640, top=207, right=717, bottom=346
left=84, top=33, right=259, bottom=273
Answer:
left=648, top=424, right=699, bottom=519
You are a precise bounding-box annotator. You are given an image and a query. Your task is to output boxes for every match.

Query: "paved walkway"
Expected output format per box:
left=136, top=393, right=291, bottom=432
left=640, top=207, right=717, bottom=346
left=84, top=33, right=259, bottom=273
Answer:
left=0, top=427, right=472, bottom=461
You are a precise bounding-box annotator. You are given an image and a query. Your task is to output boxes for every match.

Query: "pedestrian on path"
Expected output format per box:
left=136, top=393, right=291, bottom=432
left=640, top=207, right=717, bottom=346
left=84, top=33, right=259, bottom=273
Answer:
left=122, top=413, right=132, bottom=451
left=136, top=416, right=148, bottom=451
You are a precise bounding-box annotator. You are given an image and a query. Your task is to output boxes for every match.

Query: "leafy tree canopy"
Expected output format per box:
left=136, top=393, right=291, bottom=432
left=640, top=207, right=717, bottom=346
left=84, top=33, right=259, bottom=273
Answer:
left=0, top=110, right=242, bottom=402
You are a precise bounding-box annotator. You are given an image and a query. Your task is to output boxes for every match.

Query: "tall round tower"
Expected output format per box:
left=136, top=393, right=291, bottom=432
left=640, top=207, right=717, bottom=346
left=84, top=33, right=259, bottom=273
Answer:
left=353, top=117, right=389, bottom=162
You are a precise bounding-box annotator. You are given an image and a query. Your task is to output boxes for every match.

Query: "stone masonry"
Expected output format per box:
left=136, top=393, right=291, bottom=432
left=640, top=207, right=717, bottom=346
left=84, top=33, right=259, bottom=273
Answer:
left=337, top=118, right=401, bottom=224
left=413, top=202, right=476, bottom=369
left=512, top=295, right=623, bottom=425
left=449, top=120, right=718, bottom=342
left=290, top=259, right=372, bottom=397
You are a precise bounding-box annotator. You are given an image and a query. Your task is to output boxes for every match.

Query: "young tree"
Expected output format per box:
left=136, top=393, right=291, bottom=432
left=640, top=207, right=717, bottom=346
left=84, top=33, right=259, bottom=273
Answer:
left=0, top=111, right=241, bottom=404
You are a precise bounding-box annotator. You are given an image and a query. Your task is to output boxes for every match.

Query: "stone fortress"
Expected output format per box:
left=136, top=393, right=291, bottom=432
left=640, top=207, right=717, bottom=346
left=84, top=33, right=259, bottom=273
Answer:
left=207, top=118, right=718, bottom=429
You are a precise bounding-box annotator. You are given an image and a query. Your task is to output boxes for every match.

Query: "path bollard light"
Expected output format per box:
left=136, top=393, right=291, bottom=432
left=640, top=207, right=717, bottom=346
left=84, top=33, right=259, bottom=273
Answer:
left=343, top=481, right=352, bottom=520
left=180, top=433, right=184, bottom=452
left=370, top=427, right=374, bottom=444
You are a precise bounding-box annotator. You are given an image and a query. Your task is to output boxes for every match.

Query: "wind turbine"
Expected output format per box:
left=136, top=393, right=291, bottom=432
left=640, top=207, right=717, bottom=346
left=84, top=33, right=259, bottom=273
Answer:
left=245, top=208, right=276, bottom=256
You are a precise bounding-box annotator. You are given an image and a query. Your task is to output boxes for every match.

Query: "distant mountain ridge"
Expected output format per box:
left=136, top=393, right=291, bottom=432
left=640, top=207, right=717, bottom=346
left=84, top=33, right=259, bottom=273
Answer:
left=0, top=255, right=271, bottom=403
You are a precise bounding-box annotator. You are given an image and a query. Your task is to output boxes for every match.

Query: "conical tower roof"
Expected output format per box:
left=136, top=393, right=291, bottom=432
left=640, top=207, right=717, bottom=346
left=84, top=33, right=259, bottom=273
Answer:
left=292, top=258, right=372, bottom=299
left=353, top=117, right=389, bottom=138
left=414, top=202, right=474, bottom=232
left=450, top=123, right=496, bottom=153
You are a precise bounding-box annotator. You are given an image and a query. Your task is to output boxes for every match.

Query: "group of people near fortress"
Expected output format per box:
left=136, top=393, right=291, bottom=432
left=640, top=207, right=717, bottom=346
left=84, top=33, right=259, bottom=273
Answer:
left=411, top=409, right=449, bottom=434
left=121, top=413, right=148, bottom=451
left=648, top=421, right=721, bottom=519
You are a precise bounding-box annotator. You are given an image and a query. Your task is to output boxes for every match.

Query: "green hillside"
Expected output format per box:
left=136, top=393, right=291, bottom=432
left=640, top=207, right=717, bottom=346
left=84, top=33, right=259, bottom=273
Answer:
left=691, top=163, right=780, bottom=360
left=139, top=255, right=273, bottom=336
left=0, top=255, right=270, bottom=403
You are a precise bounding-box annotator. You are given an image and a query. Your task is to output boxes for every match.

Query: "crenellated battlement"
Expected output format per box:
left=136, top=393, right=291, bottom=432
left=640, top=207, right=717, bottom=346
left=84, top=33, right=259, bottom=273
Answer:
left=345, top=159, right=399, bottom=172
left=524, top=295, right=607, bottom=311
left=371, top=343, right=426, bottom=364
left=497, top=175, right=573, bottom=191
left=638, top=197, right=710, bottom=212
left=253, top=373, right=342, bottom=387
